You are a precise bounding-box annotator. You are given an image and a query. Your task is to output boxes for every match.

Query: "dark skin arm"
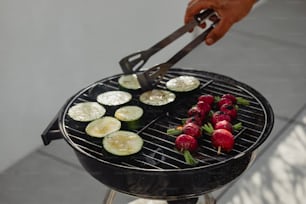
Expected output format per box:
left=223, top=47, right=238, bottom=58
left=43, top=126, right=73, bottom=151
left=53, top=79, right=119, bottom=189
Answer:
left=185, top=0, right=256, bottom=45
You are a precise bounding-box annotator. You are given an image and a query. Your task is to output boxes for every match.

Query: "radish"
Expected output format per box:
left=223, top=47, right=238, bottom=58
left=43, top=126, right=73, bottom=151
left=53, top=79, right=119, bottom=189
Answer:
left=198, top=94, right=215, bottom=105
left=221, top=94, right=237, bottom=104
left=188, top=106, right=205, bottom=121
left=196, top=101, right=211, bottom=116
left=175, top=134, right=199, bottom=165
left=185, top=116, right=203, bottom=126
left=211, top=111, right=231, bottom=125
left=222, top=94, right=250, bottom=106
left=182, top=122, right=202, bottom=139
left=214, top=120, right=233, bottom=132
left=217, top=97, right=233, bottom=108
left=220, top=103, right=237, bottom=119
left=202, top=123, right=236, bottom=154
left=211, top=129, right=234, bottom=153
left=214, top=120, right=243, bottom=133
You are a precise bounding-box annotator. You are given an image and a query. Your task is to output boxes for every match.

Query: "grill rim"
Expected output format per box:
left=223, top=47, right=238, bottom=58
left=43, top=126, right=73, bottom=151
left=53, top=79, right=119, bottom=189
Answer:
left=58, top=67, right=274, bottom=172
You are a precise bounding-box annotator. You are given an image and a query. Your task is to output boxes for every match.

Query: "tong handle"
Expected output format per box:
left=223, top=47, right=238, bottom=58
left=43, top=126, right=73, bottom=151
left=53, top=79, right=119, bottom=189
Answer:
left=120, top=9, right=215, bottom=74
left=137, top=22, right=217, bottom=90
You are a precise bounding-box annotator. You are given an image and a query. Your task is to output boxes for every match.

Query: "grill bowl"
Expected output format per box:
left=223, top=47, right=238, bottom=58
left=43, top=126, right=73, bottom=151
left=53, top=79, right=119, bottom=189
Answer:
left=48, top=68, right=274, bottom=200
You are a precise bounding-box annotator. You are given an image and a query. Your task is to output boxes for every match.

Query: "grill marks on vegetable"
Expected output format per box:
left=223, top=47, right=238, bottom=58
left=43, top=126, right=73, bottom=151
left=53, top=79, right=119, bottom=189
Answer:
left=62, top=69, right=269, bottom=169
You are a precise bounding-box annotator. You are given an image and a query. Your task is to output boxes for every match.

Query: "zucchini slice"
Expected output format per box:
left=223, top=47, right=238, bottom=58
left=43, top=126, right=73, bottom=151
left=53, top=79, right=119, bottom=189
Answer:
left=97, top=91, right=132, bottom=106
left=103, top=130, right=143, bottom=156
left=85, top=116, right=121, bottom=138
left=67, top=102, right=106, bottom=122
left=166, top=75, right=200, bottom=92
left=114, top=106, right=143, bottom=122
left=118, top=74, right=141, bottom=90
left=139, top=89, right=176, bottom=106
left=114, top=106, right=144, bottom=130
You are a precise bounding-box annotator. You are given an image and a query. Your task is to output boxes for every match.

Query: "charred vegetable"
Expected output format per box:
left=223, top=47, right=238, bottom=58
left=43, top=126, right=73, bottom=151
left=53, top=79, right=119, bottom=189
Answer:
left=220, top=103, right=238, bottom=119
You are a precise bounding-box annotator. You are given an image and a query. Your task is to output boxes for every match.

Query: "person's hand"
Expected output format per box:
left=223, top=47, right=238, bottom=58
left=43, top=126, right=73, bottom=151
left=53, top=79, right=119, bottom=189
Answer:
left=185, top=0, right=256, bottom=45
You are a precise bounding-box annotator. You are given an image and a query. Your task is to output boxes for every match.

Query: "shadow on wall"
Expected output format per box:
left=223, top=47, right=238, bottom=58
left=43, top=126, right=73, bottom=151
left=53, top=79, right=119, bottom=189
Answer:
left=222, top=118, right=306, bottom=204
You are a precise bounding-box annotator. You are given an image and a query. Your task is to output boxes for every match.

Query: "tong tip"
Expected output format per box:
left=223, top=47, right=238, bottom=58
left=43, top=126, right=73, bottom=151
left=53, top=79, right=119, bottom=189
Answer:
left=136, top=73, right=154, bottom=91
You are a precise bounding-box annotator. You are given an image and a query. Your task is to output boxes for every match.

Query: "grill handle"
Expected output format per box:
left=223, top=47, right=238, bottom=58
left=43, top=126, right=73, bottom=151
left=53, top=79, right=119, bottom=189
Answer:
left=41, top=113, right=63, bottom=145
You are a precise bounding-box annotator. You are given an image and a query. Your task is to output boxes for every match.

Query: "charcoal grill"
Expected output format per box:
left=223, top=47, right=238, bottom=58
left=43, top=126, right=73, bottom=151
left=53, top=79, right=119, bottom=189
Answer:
left=42, top=67, right=274, bottom=203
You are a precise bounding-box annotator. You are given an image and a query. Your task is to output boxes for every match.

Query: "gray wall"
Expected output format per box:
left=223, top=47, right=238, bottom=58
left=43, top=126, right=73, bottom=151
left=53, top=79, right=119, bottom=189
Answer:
left=0, top=0, right=189, bottom=172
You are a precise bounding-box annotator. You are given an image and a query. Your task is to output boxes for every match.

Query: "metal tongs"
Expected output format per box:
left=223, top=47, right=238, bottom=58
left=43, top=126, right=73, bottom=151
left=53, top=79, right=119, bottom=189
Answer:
left=119, top=9, right=218, bottom=90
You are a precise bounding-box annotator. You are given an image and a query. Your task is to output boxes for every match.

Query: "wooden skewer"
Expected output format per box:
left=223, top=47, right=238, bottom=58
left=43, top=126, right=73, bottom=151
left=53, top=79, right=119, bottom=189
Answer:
left=217, top=146, right=222, bottom=155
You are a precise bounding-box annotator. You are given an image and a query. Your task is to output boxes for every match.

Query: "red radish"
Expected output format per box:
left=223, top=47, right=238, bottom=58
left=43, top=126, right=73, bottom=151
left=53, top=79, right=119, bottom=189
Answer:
left=214, top=120, right=233, bottom=132
left=222, top=94, right=250, bottom=106
left=211, top=129, right=234, bottom=153
left=220, top=103, right=237, bottom=119
left=182, top=122, right=202, bottom=139
left=211, top=111, right=231, bottom=125
left=175, top=134, right=199, bottom=165
left=175, top=134, right=198, bottom=152
left=185, top=116, right=203, bottom=126
left=217, top=97, right=233, bottom=108
left=188, top=106, right=201, bottom=117
left=188, top=106, right=205, bottom=120
left=214, top=121, right=243, bottom=132
left=222, top=94, right=237, bottom=104
left=198, top=94, right=214, bottom=105
left=196, top=101, right=211, bottom=115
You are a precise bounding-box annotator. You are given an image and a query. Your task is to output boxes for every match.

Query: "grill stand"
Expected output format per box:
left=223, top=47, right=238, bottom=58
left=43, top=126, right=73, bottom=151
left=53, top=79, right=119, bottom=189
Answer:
left=102, top=189, right=216, bottom=204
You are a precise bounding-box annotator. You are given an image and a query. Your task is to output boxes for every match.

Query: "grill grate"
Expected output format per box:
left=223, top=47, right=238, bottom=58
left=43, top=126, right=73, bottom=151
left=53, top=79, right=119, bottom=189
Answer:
left=60, top=68, right=272, bottom=170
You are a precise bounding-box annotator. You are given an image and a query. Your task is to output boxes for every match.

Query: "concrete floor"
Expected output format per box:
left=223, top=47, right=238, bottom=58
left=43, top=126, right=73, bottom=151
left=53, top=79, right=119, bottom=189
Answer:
left=1, top=0, right=306, bottom=203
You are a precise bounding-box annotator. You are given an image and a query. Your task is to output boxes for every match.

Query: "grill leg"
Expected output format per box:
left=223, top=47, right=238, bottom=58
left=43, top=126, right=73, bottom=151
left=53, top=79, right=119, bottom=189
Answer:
left=167, top=197, right=198, bottom=204
left=103, top=189, right=116, bottom=204
left=204, top=194, right=216, bottom=204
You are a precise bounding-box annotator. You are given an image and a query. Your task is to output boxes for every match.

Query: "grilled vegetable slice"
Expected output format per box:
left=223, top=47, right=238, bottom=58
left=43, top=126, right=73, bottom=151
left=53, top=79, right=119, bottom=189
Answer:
left=118, top=74, right=141, bottom=90
left=139, top=89, right=176, bottom=106
left=166, top=76, right=200, bottom=92
left=103, top=130, right=143, bottom=156
left=67, top=102, right=106, bottom=122
left=114, top=106, right=143, bottom=130
left=85, top=116, right=121, bottom=138
left=97, top=91, right=132, bottom=106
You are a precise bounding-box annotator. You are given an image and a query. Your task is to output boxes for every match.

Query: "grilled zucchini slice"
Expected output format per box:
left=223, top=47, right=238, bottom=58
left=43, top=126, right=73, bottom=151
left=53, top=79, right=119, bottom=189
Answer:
left=85, top=116, right=121, bottom=138
left=103, top=130, right=143, bottom=156
left=166, top=76, right=200, bottom=92
left=139, top=89, right=176, bottom=106
left=67, top=102, right=106, bottom=122
left=114, top=106, right=143, bottom=130
left=118, top=74, right=141, bottom=90
left=97, top=91, right=132, bottom=106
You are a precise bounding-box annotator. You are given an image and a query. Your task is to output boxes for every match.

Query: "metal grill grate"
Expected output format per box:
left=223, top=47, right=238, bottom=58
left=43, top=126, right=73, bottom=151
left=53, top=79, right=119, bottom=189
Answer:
left=59, top=68, right=272, bottom=171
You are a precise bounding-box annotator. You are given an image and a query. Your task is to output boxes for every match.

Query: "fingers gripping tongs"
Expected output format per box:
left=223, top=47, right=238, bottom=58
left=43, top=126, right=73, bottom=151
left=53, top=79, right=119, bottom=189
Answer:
left=119, top=9, right=217, bottom=90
